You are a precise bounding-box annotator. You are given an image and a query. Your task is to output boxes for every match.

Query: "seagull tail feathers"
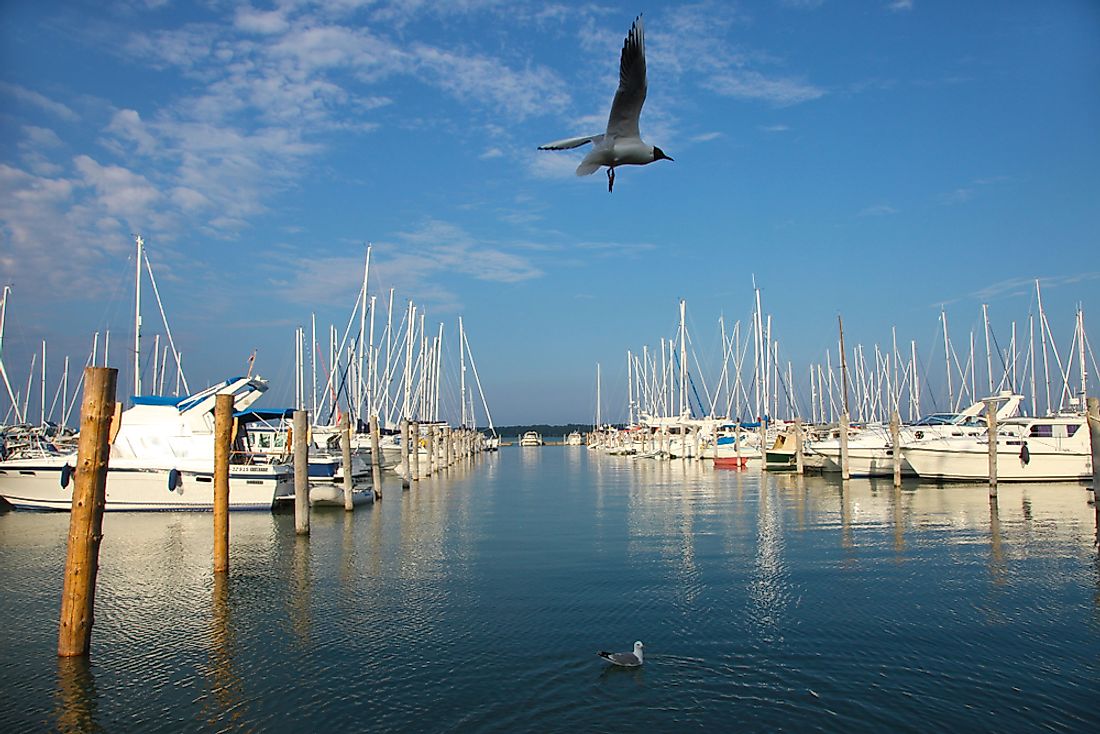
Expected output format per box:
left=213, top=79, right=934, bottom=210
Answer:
left=575, top=161, right=601, bottom=177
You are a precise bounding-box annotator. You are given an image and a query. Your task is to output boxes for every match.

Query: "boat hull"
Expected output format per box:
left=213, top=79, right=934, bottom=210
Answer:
left=0, top=457, right=290, bottom=511
left=902, top=445, right=1092, bottom=482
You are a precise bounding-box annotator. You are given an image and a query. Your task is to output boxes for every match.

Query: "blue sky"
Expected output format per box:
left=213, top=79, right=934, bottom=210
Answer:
left=1, top=0, right=1098, bottom=425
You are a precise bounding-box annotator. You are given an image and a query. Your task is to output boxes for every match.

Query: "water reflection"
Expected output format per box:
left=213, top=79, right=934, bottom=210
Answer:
left=205, top=572, right=244, bottom=729
left=54, top=657, right=103, bottom=734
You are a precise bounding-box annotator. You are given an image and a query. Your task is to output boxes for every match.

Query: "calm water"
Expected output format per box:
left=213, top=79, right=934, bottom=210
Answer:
left=2, top=447, right=1099, bottom=732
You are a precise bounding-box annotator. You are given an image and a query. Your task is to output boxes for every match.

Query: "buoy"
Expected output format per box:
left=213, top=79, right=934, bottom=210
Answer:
left=60, top=464, right=73, bottom=489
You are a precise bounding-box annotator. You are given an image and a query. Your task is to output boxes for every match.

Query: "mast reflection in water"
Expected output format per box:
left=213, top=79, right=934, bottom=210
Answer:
left=1, top=447, right=1097, bottom=732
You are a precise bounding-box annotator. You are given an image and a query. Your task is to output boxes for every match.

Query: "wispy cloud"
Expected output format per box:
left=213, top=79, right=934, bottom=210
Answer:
left=857, top=203, right=898, bottom=217
left=887, top=0, right=914, bottom=12
left=938, top=175, right=1010, bottom=206
left=705, top=70, right=825, bottom=106
left=0, top=82, right=79, bottom=122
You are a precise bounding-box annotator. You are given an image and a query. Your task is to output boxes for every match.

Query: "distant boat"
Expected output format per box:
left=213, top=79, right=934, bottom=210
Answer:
left=519, top=431, right=543, bottom=447
left=565, top=431, right=583, bottom=446
left=0, top=376, right=292, bottom=511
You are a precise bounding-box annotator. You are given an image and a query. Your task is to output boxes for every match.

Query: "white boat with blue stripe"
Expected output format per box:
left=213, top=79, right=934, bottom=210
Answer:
left=0, top=376, right=292, bottom=511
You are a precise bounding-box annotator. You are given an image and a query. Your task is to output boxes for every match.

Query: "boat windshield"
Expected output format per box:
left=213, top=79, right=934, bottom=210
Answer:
left=912, top=413, right=958, bottom=426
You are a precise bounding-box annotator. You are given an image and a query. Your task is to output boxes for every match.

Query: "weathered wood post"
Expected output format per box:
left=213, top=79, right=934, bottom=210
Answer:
left=890, top=411, right=902, bottom=488
left=445, top=427, right=454, bottom=467
left=411, top=422, right=421, bottom=482
left=293, top=409, right=310, bottom=535
left=794, top=417, right=804, bottom=475
left=426, top=424, right=436, bottom=476
left=759, top=420, right=768, bottom=472
left=58, top=366, right=117, bottom=657
left=400, top=418, right=410, bottom=489
left=213, top=393, right=233, bottom=573
left=839, top=412, right=850, bottom=481
left=735, top=420, right=742, bottom=468
left=369, top=414, right=383, bottom=500
left=340, top=413, right=354, bottom=512
left=985, top=398, right=998, bottom=497
left=1087, top=397, right=1100, bottom=505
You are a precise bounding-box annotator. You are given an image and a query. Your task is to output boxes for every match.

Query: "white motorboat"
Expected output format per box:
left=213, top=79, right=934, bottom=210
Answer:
left=0, top=376, right=293, bottom=511
left=565, top=431, right=583, bottom=446
left=518, top=431, right=543, bottom=446
left=901, top=414, right=1093, bottom=482
left=812, top=393, right=1024, bottom=477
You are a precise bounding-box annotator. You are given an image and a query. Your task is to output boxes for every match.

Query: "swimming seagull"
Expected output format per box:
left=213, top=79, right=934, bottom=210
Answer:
left=538, top=15, right=672, bottom=192
left=597, top=641, right=644, bottom=667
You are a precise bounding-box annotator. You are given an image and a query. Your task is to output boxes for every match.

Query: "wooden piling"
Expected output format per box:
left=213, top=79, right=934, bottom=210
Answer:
left=759, top=420, right=768, bottom=473
left=426, top=424, right=436, bottom=476
left=839, top=412, right=850, bottom=481
left=1086, top=397, right=1099, bottom=504
left=213, top=393, right=233, bottom=573
left=411, top=422, right=420, bottom=481
left=58, top=366, right=117, bottom=657
left=985, top=399, right=998, bottom=496
left=340, top=413, right=354, bottom=512
left=369, top=414, right=383, bottom=500
left=293, top=409, right=310, bottom=535
left=794, top=417, right=804, bottom=475
left=890, top=411, right=902, bottom=488
left=400, top=418, right=410, bottom=488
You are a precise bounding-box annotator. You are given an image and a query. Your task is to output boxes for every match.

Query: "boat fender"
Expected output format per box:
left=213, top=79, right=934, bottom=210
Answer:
left=60, top=463, right=74, bottom=489
left=1019, top=442, right=1030, bottom=465
left=168, top=468, right=181, bottom=491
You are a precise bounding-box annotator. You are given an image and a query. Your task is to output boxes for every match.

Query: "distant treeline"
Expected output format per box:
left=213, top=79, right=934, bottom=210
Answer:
left=483, top=424, right=619, bottom=438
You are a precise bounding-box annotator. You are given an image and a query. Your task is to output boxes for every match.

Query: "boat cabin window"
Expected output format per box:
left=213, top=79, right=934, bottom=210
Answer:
left=1065, top=424, right=1080, bottom=438
left=1029, top=424, right=1053, bottom=438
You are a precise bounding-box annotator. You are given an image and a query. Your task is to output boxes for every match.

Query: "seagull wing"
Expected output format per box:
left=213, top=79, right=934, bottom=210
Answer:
left=538, top=135, right=602, bottom=151
left=605, top=15, right=647, bottom=141
left=598, top=650, right=642, bottom=666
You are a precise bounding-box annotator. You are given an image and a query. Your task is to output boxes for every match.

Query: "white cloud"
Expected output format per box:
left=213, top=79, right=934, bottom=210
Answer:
left=857, top=204, right=898, bottom=217
left=706, top=70, right=825, bottom=106
left=888, top=0, right=914, bottom=12
left=73, top=155, right=161, bottom=220
left=0, top=82, right=78, bottom=122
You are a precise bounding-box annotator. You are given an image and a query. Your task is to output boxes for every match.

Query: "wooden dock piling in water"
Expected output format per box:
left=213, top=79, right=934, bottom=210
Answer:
left=890, top=411, right=901, bottom=488
left=400, top=418, right=410, bottom=488
left=293, top=409, right=310, bottom=535
left=213, top=393, right=233, bottom=573
left=58, top=366, right=117, bottom=658
left=840, top=412, right=850, bottom=481
left=794, top=417, right=804, bottom=475
left=985, top=399, right=998, bottom=497
left=369, top=414, right=383, bottom=499
left=411, top=422, right=421, bottom=482
left=1086, top=397, right=1099, bottom=505
left=340, top=413, right=354, bottom=512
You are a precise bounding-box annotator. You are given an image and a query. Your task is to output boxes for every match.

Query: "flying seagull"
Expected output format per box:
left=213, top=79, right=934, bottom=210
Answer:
left=538, top=15, right=672, bottom=192
left=597, top=641, right=645, bottom=667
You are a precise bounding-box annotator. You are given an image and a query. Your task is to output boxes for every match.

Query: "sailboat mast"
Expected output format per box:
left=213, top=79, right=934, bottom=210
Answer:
left=459, top=317, right=467, bottom=427
left=941, top=308, right=952, bottom=409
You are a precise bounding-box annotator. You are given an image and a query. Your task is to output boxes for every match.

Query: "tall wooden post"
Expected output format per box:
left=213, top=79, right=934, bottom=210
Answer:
left=1087, top=397, right=1100, bottom=505
left=411, top=422, right=421, bottom=482
left=400, top=418, right=410, bottom=489
left=839, top=412, right=850, bottom=481
left=794, top=417, right=804, bottom=475
left=369, top=414, right=383, bottom=500
left=293, top=409, right=310, bottom=535
left=58, top=366, right=117, bottom=657
left=759, top=420, right=768, bottom=472
left=426, top=424, right=436, bottom=476
left=985, top=399, right=998, bottom=497
left=340, top=413, right=354, bottom=512
left=213, top=393, right=233, bottom=573
left=890, top=411, right=902, bottom=488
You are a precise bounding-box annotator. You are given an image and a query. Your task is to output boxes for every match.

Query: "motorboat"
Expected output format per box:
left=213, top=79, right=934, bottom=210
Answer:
left=812, top=393, right=1024, bottom=477
left=901, top=414, right=1093, bottom=482
left=0, top=376, right=292, bottom=511
left=518, top=431, right=543, bottom=446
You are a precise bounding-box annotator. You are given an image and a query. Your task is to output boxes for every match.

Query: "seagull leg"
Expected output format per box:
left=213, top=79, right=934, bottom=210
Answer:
left=607, top=167, right=615, bottom=193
